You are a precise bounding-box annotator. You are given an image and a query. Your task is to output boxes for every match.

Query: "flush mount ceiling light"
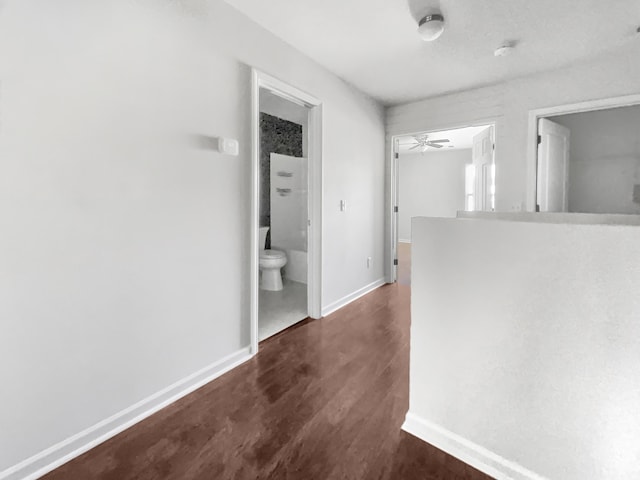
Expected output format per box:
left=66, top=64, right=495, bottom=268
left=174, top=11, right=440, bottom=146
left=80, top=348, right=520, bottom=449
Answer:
left=417, top=14, right=445, bottom=41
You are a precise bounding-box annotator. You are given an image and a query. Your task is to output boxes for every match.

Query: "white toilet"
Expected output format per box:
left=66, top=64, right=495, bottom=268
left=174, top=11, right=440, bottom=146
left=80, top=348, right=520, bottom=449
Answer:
left=259, top=227, right=287, bottom=291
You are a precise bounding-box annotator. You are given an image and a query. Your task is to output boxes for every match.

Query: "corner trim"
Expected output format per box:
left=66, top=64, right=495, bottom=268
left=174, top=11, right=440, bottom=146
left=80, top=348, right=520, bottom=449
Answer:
left=402, top=412, right=548, bottom=480
left=1, top=347, right=253, bottom=480
left=321, top=277, right=386, bottom=317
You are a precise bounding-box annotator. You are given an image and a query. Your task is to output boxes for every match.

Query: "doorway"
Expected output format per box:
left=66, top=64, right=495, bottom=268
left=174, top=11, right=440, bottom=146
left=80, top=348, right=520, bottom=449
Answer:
left=527, top=94, right=640, bottom=212
left=531, top=98, right=640, bottom=214
left=250, top=70, right=323, bottom=353
left=389, top=124, right=496, bottom=283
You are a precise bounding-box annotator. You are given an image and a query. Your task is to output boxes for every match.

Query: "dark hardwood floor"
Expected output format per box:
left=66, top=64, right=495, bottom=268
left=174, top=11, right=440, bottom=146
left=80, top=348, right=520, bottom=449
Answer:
left=43, top=284, right=492, bottom=480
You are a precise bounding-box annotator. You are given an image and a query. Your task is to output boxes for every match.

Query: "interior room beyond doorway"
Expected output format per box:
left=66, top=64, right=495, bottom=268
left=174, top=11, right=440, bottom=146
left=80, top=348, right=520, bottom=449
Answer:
left=536, top=103, right=640, bottom=214
left=258, top=89, right=310, bottom=341
left=393, top=124, right=496, bottom=284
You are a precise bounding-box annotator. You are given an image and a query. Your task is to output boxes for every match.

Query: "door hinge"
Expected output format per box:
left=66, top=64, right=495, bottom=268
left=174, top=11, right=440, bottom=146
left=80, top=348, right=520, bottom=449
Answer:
left=537, top=135, right=542, bottom=144
left=393, top=259, right=398, bottom=266
left=394, top=206, right=399, bottom=213
left=395, top=152, right=399, bottom=159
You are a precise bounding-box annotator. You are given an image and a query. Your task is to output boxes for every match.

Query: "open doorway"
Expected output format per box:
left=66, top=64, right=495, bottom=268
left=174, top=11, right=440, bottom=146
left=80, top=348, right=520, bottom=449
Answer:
left=534, top=101, right=640, bottom=214
left=250, top=71, right=323, bottom=352
left=390, top=124, right=496, bottom=284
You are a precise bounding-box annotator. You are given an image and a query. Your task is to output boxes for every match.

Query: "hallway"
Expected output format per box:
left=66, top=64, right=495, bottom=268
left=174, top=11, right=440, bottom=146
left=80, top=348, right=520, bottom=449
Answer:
left=43, top=284, right=491, bottom=480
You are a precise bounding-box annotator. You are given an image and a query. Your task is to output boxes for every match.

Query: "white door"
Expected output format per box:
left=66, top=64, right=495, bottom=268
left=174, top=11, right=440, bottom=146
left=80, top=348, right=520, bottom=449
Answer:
left=537, top=118, right=570, bottom=212
left=472, top=126, right=494, bottom=211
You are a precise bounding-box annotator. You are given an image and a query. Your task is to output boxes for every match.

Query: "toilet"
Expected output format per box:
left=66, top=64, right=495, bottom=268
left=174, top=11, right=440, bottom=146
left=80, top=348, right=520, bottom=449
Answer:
left=259, top=227, right=287, bottom=291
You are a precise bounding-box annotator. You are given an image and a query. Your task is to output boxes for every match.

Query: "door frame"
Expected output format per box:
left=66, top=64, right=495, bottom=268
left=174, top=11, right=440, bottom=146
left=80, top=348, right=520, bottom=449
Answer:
left=250, top=69, right=323, bottom=354
left=387, top=120, right=497, bottom=283
left=526, top=93, right=640, bottom=212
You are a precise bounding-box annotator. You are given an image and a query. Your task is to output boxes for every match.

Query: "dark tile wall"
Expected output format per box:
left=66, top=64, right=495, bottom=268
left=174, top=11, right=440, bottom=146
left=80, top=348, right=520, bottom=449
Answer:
left=260, top=113, right=303, bottom=248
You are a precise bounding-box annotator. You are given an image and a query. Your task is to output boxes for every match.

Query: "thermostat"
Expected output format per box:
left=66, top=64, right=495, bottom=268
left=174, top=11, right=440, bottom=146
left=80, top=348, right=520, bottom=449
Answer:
left=218, top=137, right=239, bottom=156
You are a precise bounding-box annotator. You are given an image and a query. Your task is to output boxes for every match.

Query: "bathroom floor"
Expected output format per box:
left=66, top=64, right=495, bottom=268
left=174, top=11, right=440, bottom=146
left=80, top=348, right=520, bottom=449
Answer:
left=259, top=279, right=308, bottom=341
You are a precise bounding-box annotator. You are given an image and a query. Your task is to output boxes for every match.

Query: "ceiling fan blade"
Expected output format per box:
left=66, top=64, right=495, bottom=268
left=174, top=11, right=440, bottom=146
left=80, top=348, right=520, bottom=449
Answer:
left=409, top=144, right=422, bottom=150
left=426, top=142, right=444, bottom=148
left=429, top=139, right=450, bottom=143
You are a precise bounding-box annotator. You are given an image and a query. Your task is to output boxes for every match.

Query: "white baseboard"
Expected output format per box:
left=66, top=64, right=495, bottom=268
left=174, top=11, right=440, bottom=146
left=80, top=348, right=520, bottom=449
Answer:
left=321, top=277, right=386, bottom=317
left=1, top=347, right=253, bottom=480
left=402, top=412, right=547, bottom=480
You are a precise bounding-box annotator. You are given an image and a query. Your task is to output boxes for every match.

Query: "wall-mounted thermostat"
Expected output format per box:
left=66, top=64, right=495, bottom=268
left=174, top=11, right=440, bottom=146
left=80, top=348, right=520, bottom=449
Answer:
left=218, top=137, right=239, bottom=156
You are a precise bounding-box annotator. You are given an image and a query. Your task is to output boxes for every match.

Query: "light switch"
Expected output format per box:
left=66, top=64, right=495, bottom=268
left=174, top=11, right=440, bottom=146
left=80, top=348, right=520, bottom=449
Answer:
left=218, top=137, right=239, bottom=156
left=340, top=200, right=346, bottom=211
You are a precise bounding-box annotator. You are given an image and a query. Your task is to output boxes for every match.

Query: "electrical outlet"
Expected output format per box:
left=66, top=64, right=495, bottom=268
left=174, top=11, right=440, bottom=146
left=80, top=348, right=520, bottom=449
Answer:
left=367, top=256, right=372, bottom=268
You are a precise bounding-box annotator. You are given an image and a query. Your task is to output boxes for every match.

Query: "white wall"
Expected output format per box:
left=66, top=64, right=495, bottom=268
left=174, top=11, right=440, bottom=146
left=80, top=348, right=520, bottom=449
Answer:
left=0, top=0, right=385, bottom=476
left=398, top=149, right=470, bottom=241
left=408, top=217, right=640, bottom=480
left=457, top=211, right=640, bottom=225
left=386, top=42, right=640, bottom=212
left=551, top=106, right=640, bottom=214
left=384, top=45, right=640, bottom=277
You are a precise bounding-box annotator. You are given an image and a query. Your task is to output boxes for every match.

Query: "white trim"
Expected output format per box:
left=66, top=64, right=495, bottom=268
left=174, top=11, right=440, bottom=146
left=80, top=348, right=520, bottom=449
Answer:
left=321, top=278, right=386, bottom=317
left=0, top=347, right=252, bottom=480
left=307, top=104, right=323, bottom=320
left=398, top=238, right=411, bottom=244
left=526, top=93, right=640, bottom=212
left=251, top=69, right=323, bottom=355
left=387, top=119, right=498, bottom=284
left=387, top=136, right=399, bottom=283
left=250, top=70, right=260, bottom=355
left=402, top=412, right=548, bottom=480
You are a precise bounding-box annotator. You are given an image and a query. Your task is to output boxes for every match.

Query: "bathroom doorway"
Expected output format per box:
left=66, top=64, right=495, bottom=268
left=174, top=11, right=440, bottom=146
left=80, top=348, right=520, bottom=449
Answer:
left=250, top=70, right=322, bottom=352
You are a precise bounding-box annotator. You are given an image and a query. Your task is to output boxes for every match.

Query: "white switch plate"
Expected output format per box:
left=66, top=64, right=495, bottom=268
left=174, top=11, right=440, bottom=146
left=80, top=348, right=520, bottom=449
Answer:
left=218, top=137, right=239, bottom=156
left=340, top=200, right=346, bottom=211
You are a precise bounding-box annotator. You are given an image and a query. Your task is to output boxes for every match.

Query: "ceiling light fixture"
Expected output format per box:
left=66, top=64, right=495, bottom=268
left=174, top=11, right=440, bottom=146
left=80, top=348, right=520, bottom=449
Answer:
left=417, top=14, right=445, bottom=41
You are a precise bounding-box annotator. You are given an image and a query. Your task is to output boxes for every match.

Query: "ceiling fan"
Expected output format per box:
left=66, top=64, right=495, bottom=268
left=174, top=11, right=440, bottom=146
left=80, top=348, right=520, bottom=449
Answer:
left=403, top=134, right=451, bottom=151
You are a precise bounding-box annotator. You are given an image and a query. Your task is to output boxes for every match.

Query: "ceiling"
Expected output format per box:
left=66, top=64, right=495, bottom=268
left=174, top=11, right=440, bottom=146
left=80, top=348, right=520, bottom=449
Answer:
left=224, top=0, right=640, bottom=105
left=397, top=125, right=489, bottom=153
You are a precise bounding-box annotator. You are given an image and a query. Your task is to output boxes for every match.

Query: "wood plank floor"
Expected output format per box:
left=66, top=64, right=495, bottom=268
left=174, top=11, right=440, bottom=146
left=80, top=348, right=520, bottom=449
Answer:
left=43, top=284, right=493, bottom=480
left=397, top=241, right=411, bottom=285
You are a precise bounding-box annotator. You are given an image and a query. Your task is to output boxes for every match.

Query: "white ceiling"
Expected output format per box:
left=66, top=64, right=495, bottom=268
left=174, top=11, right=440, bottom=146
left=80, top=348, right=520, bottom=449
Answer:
left=224, top=0, right=640, bottom=105
left=397, top=125, right=489, bottom=153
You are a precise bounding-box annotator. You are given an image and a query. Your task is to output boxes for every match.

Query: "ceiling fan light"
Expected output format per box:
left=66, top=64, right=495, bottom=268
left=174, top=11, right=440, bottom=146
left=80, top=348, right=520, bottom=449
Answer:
left=418, top=14, right=445, bottom=41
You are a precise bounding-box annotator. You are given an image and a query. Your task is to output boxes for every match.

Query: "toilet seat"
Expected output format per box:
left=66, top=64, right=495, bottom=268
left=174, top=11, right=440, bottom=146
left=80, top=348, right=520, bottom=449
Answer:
left=260, top=249, right=286, bottom=260
left=259, top=248, right=287, bottom=291
left=258, top=227, right=287, bottom=291
left=259, top=249, right=287, bottom=271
